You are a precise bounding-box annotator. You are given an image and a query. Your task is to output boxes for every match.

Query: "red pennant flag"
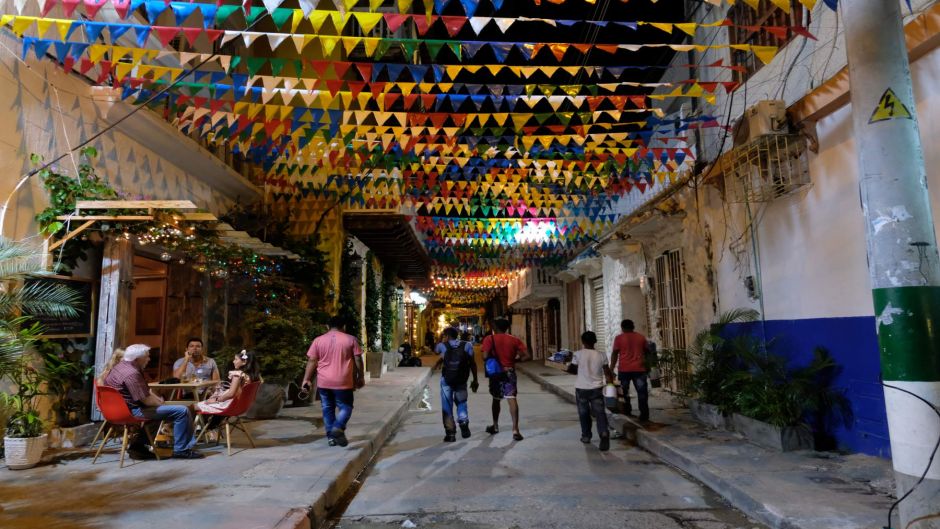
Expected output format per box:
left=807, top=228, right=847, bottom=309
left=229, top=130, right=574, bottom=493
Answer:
left=79, top=58, right=95, bottom=75
left=413, top=15, right=437, bottom=36
left=571, top=43, right=592, bottom=55
left=628, top=95, right=646, bottom=109
left=763, top=26, right=789, bottom=40
left=181, top=27, right=202, bottom=47
left=309, top=60, right=330, bottom=77
left=595, top=44, right=618, bottom=54
left=111, top=0, right=132, bottom=19
left=441, top=16, right=466, bottom=37
left=96, top=61, right=113, bottom=83
left=404, top=94, right=419, bottom=110
left=61, top=55, right=76, bottom=73
left=384, top=13, right=408, bottom=32
left=204, top=29, right=223, bottom=44
left=383, top=92, right=400, bottom=109
left=41, top=0, right=57, bottom=17
left=420, top=94, right=436, bottom=109
left=332, top=62, right=351, bottom=79
left=348, top=81, right=365, bottom=99
left=792, top=26, right=817, bottom=40
left=61, top=0, right=81, bottom=16
left=355, top=62, right=372, bottom=81
left=152, top=26, right=180, bottom=47
left=83, top=0, right=107, bottom=18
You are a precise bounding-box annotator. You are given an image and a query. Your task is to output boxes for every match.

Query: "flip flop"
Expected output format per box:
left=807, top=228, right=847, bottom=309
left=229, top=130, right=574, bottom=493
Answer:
left=485, top=425, right=499, bottom=435
left=512, top=432, right=524, bottom=441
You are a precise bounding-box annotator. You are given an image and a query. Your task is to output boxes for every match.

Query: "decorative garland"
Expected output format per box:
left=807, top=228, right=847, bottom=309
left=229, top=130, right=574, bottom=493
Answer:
left=337, top=238, right=362, bottom=340
left=364, top=251, right=381, bottom=352
left=380, top=264, right=398, bottom=351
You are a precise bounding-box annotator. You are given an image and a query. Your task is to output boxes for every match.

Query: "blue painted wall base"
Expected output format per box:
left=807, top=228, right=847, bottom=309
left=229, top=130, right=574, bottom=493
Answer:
left=725, top=317, right=891, bottom=458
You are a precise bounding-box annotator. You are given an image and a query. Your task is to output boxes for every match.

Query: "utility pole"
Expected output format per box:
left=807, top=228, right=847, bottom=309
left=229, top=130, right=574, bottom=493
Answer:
left=842, top=1, right=940, bottom=527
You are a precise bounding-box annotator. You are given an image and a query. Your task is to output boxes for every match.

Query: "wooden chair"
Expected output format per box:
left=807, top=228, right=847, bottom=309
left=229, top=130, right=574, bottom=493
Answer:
left=196, top=381, right=261, bottom=456
left=92, top=386, right=160, bottom=468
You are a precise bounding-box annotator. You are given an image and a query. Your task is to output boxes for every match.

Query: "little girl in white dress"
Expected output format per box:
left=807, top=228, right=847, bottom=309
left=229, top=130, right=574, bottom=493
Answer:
left=197, top=350, right=260, bottom=415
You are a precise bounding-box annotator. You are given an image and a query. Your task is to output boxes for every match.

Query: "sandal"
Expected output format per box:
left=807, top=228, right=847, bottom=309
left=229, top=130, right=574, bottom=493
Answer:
left=512, top=432, right=524, bottom=441
left=485, top=425, right=499, bottom=435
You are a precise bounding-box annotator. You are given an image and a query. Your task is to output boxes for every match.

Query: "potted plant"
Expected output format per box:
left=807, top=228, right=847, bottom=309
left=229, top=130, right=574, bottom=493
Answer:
left=687, top=308, right=759, bottom=429
left=0, top=237, right=80, bottom=469
left=241, top=307, right=313, bottom=419
left=36, top=340, right=95, bottom=448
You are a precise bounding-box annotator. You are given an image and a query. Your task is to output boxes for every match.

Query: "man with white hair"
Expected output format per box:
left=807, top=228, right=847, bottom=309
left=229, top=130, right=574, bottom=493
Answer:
left=103, top=344, right=203, bottom=459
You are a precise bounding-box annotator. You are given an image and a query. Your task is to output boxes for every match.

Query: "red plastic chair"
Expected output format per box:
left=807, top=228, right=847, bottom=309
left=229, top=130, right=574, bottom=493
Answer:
left=196, top=381, right=260, bottom=456
left=92, top=386, right=160, bottom=467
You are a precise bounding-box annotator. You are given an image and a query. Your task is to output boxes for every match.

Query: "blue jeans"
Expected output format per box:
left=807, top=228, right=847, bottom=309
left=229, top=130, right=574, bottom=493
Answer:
left=618, top=372, right=649, bottom=420
left=132, top=405, right=195, bottom=453
left=440, top=380, right=469, bottom=433
left=575, top=388, right=609, bottom=439
left=319, top=388, right=354, bottom=437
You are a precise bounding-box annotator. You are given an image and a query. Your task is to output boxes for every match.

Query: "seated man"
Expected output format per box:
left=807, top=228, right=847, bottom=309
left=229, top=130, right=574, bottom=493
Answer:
left=172, top=337, right=219, bottom=382
left=104, top=344, right=204, bottom=459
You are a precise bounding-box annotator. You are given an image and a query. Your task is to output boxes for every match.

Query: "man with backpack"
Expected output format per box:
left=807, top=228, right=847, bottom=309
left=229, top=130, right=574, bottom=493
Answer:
left=434, top=327, right=479, bottom=442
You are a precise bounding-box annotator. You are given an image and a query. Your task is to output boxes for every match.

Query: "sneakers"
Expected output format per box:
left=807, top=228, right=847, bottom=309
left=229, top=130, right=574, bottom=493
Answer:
left=332, top=429, right=349, bottom=447
left=327, top=438, right=337, bottom=447
left=172, top=449, right=205, bottom=459
left=485, top=425, right=499, bottom=435
left=127, top=446, right=156, bottom=460
left=443, top=433, right=457, bottom=442
left=459, top=422, right=471, bottom=439
left=599, top=436, right=610, bottom=452
left=580, top=436, right=591, bottom=444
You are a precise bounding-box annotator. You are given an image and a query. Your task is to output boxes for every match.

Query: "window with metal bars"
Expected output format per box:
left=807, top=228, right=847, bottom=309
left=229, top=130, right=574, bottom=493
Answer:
left=727, top=0, right=806, bottom=85
left=654, top=249, right=691, bottom=393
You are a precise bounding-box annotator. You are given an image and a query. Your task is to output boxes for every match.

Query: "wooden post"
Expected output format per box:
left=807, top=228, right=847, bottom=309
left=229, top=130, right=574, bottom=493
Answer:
left=92, top=236, right=133, bottom=420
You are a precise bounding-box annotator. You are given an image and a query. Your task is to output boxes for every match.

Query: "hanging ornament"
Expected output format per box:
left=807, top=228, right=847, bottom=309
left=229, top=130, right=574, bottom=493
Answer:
left=160, top=252, right=172, bottom=262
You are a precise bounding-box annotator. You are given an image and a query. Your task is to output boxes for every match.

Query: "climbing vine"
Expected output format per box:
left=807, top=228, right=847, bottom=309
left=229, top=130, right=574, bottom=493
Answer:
left=364, top=252, right=381, bottom=352
left=337, top=239, right=362, bottom=341
left=381, top=265, right=398, bottom=351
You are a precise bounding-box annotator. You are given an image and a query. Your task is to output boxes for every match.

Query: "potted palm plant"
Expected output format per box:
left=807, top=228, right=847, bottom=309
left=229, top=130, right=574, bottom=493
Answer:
left=0, top=238, right=80, bottom=469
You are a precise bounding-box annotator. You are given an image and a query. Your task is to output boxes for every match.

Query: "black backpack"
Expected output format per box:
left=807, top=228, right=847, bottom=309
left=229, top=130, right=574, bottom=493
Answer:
left=442, top=341, right=470, bottom=387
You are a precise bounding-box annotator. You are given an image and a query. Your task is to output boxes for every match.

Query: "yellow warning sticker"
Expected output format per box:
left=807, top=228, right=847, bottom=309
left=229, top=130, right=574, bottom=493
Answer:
left=869, top=88, right=913, bottom=123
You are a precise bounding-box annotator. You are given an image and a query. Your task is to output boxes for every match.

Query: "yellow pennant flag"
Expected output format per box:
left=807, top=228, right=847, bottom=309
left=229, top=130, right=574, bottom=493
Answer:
left=649, top=22, right=673, bottom=34
left=320, top=36, right=340, bottom=56
left=12, top=16, right=34, bottom=37
left=35, top=19, right=53, bottom=38
left=354, top=12, right=382, bottom=34
left=362, top=38, right=380, bottom=57
left=675, top=23, right=697, bottom=36
left=751, top=45, right=778, bottom=65
left=309, top=11, right=329, bottom=32
left=290, top=9, right=303, bottom=33
left=342, top=36, right=362, bottom=54
left=769, top=0, right=791, bottom=13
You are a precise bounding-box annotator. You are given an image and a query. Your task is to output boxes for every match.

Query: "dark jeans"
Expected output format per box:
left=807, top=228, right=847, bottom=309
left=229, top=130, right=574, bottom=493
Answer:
left=319, top=388, right=354, bottom=437
left=575, top=388, right=609, bottom=440
left=132, top=405, right=195, bottom=453
left=440, top=380, right=469, bottom=434
left=618, top=371, right=649, bottom=420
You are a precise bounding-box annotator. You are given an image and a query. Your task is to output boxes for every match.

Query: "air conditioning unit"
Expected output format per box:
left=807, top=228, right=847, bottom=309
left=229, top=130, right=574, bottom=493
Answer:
left=733, top=100, right=788, bottom=146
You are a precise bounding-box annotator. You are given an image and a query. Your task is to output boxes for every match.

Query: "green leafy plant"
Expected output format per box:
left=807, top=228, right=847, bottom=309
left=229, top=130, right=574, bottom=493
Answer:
left=364, top=252, right=381, bottom=352
left=0, top=238, right=81, bottom=438
left=338, top=239, right=361, bottom=340
left=688, top=308, right=760, bottom=413
left=35, top=340, right=93, bottom=427
left=243, top=306, right=315, bottom=385
left=380, top=265, right=398, bottom=351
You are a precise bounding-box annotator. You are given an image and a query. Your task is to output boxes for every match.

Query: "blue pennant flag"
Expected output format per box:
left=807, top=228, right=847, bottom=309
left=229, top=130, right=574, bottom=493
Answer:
left=108, top=23, right=132, bottom=43
left=458, top=0, right=479, bottom=17
left=198, top=3, right=218, bottom=28
left=171, top=3, right=199, bottom=26
left=145, top=1, right=167, bottom=24
left=32, top=39, right=53, bottom=60
left=135, top=26, right=151, bottom=48
left=21, top=37, right=34, bottom=60
left=53, top=41, right=72, bottom=61
left=84, top=22, right=106, bottom=42
left=434, top=0, right=451, bottom=14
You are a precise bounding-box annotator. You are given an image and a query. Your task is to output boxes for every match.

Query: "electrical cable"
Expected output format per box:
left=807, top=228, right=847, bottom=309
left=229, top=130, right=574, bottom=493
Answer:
left=880, top=381, right=940, bottom=529
left=0, top=10, right=274, bottom=236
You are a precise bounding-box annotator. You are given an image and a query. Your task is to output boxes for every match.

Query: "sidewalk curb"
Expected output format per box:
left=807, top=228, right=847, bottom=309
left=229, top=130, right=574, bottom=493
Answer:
left=292, top=368, right=432, bottom=529
left=515, top=364, right=799, bottom=529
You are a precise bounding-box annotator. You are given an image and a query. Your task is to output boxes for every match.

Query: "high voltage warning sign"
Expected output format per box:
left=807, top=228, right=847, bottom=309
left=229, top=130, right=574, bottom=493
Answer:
left=869, top=88, right=913, bottom=123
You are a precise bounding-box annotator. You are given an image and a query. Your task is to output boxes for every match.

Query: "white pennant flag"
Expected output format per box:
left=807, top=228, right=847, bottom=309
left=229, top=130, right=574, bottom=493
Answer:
left=14, top=0, right=29, bottom=14
left=220, top=31, right=240, bottom=46
left=267, top=33, right=289, bottom=50
left=297, top=0, right=319, bottom=16
left=468, top=17, right=491, bottom=35
left=242, top=32, right=262, bottom=47
left=494, top=18, right=515, bottom=33
left=291, top=35, right=306, bottom=54
left=178, top=52, right=199, bottom=64
left=216, top=55, right=231, bottom=71
left=262, top=0, right=284, bottom=15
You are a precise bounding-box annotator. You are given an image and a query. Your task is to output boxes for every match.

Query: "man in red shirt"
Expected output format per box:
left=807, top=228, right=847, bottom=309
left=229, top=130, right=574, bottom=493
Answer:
left=301, top=316, right=364, bottom=447
left=609, top=319, right=650, bottom=422
left=482, top=318, right=530, bottom=441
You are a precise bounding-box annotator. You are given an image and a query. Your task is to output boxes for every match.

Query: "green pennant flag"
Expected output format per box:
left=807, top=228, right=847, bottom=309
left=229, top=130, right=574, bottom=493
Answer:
left=228, top=55, right=241, bottom=72
left=558, top=112, right=573, bottom=125
left=246, top=6, right=266, bottom=25
left=215, top=4, right=240, bottom=25
left=271, top=8, right=293, bottom=29
left=293, top=59, right=303, bottom=78
left=270, top=57, right=286, bottom=77
left=425, top=41, right=445, bottom=59
left=374, top=39, right=392, bottom=59
left=534, top=113, right=552, bottom=125
left=246, top=57, right=267, bottom=76
left=400, top=39, right=418, bottom=58
left=447, top=41, right=462, bottom=60
left=587, top=85, right=599, bottom=96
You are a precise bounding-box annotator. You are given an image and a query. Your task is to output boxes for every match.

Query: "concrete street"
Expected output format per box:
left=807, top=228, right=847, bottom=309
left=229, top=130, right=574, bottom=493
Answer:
left=333, top=372, right=765, bottom=529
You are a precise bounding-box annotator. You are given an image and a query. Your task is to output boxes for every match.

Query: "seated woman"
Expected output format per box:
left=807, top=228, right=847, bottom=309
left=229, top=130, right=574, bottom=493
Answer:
left=197, top=349, right=261, bottom=416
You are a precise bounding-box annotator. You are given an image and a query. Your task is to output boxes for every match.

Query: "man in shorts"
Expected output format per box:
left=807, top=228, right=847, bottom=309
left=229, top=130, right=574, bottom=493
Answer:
left=482, top=318, right=530, bottom=441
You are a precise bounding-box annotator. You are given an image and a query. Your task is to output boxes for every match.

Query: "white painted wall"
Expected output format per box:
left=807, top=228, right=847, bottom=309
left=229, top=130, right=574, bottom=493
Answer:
left=0, top=30, right=240, bottom=241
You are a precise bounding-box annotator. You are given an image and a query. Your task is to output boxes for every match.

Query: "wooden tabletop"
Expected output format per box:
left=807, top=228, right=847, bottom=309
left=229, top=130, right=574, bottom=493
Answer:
left=148, top=380, right=219, bottom=389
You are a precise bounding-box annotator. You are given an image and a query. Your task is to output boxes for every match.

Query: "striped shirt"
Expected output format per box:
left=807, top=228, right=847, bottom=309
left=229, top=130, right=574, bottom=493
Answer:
left=103, top=361, right=150, bottom=409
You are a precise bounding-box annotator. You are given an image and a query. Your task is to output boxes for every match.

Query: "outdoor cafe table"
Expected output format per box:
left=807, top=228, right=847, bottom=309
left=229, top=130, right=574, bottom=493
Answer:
left=148, top=380, right=219, bottom=407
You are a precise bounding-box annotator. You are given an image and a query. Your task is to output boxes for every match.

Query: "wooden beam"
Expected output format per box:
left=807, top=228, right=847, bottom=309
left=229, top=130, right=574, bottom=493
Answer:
left=47, top=220, right=96, bottom=251
left=76, top=200, right=198, bottom=211
left=55, top=215, right=154, bottom=221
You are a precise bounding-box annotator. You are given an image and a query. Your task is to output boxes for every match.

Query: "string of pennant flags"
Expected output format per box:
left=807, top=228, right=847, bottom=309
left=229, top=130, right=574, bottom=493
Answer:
left=1, top=0, right=823, bottom=298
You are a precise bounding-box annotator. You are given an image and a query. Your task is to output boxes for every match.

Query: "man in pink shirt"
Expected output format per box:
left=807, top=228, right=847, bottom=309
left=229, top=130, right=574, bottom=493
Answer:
left=301, top=316, right=364, bottom=447
left=609, top=319, right=650, bottom=422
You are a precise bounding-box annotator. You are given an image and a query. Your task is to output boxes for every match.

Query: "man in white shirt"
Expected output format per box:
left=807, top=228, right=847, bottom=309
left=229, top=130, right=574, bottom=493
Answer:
left=569, top=331, right=614, bottom=451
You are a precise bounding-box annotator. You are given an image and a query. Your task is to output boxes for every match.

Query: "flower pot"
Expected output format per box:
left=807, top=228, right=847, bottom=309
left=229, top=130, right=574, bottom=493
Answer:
left=732, top=413, right=813, bottom=452
left=3, top=434, right=47, bottom=470
left=688, top=399, right=733, bottom=430
left=245, top=383, right=285, bottom=419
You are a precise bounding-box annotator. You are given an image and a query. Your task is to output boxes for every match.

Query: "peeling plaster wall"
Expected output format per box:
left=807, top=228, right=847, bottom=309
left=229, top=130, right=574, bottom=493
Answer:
left=0, top=32, right=238, bottom=242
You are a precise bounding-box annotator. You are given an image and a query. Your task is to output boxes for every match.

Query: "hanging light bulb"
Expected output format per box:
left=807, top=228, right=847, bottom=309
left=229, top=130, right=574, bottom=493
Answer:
left=160, top=252, right=172, bottom=262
